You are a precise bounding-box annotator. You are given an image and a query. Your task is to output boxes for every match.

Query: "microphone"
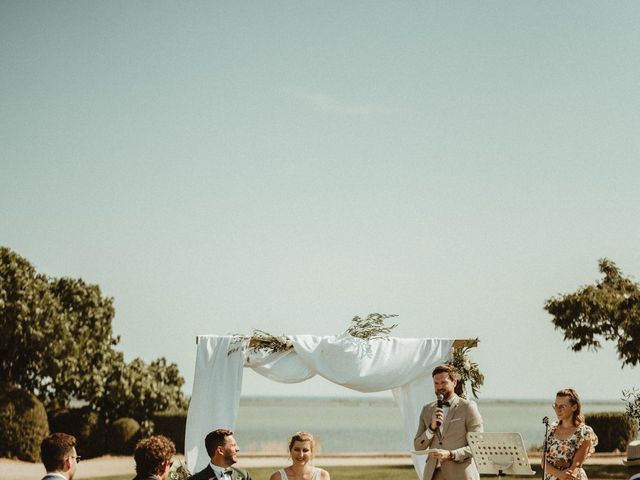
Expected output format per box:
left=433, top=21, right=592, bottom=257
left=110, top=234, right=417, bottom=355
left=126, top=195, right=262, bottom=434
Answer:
left=436, top=394, right=444, bottom=427
left=542, top=416, right=549, bottom=426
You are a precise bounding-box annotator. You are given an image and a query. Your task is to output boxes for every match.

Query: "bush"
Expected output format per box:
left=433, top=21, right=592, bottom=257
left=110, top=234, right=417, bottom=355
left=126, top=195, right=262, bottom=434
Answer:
left=152, top=410, right=187, bottom=453
left=0, top=384, right=49, bottom=461
left=48, top=407, right=106, bottom=458
left=107, top=417, right=141, bottom=455
left=586, top=412, right=638, bottom=452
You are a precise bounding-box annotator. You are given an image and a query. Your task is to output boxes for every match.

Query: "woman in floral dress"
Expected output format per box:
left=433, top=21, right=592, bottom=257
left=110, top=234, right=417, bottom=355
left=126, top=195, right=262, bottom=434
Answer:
left=543, top=388, right=598, bottom=480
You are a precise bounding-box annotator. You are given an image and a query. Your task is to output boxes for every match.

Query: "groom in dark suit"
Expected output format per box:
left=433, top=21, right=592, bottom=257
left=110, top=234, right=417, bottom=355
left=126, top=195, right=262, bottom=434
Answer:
left=40, top=432, right=80, bottom=480
left=189, top=429, right=252, bottom=480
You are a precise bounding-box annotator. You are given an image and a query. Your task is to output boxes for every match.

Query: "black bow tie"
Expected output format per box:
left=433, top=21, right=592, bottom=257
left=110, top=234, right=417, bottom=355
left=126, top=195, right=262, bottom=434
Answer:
left=440, top=400, right=451, bottom=407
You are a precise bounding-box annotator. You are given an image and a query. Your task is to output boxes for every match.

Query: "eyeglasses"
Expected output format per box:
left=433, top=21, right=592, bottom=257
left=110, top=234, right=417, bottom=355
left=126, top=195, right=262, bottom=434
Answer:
left=552, top=403, right=570, bottom=410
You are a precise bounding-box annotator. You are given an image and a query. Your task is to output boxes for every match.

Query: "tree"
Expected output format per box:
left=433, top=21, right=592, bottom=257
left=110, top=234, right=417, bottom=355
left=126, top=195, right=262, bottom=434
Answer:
left=0, top=246, right=187, bottom=422
left=1, top=247, right=65, bottom=399
left=544, top=258, right=640, bottom=367
left=99, top=355, right=187, bottom=426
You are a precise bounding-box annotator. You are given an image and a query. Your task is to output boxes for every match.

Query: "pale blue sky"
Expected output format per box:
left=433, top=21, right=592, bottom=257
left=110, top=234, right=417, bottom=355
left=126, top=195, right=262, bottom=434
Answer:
left=2, top=1, right=639, bottom=401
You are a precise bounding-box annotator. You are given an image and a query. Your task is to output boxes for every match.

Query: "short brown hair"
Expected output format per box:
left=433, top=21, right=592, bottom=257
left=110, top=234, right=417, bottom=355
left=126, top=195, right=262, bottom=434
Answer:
left=432, top=364, right=458, bottom=382
left=288, top=432, right=316, bottom=453
left=41, top=432, right=76, bottom=471
left=205, top=429, right=233, bottom=457
left=134, top=435, right=176, bottom=476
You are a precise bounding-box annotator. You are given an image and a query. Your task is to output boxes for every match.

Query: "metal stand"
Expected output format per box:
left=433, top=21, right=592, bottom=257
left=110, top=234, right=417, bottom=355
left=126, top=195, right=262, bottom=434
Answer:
left=541, top=416, right=550, bottom=480
left=467, top=432, right=535, bottom=477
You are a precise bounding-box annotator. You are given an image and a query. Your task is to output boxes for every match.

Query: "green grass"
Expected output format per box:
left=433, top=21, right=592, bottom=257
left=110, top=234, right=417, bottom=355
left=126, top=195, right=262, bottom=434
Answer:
left=84, top=464, right=629, bottom=480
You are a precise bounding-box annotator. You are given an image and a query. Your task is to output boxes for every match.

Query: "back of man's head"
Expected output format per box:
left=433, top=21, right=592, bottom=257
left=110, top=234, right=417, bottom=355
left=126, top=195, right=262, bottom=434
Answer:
left=134, top=435, right=176, bottom=478
left=41, top=433, right=76, bottom=472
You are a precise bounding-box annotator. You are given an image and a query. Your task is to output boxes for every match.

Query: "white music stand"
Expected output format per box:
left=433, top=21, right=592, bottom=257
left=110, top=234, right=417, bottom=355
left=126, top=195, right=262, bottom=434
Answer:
left=467, top=432, right=535, bottom=477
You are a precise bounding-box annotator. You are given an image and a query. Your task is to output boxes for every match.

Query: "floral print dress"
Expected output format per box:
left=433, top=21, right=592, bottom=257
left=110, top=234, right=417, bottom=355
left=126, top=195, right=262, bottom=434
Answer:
left=544, top=422, right=598, bottom=480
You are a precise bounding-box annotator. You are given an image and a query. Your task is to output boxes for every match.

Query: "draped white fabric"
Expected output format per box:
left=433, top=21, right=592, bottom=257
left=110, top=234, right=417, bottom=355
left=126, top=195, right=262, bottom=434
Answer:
left=185, top=334, right=454, bottom=477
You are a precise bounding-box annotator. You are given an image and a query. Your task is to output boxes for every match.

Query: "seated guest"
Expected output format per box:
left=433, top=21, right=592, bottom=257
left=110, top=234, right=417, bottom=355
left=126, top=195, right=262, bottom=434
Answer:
left=40, top=432, right=80, bottom=480
left=189, top=429, right=251, bottom=480
left=624, top=440, right=640, bottom=480
left=133, top=435, right=176, bottom=480
left=543, top=388, right=598, bottom=480
left=269, top=432, right=330, bottom=480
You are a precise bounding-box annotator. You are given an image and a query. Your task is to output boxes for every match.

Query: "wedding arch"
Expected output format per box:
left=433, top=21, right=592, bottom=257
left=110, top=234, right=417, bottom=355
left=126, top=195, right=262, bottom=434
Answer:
left=185, top=332, right=478, bottom=478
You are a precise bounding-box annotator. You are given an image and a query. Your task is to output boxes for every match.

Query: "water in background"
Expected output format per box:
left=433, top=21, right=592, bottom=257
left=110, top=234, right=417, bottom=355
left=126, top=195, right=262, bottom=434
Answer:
left=235, top=397, right=625, bottom=453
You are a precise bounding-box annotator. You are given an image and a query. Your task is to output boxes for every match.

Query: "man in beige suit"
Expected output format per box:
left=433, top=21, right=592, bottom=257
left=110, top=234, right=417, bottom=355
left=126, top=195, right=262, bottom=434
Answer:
left=414, top=364, right=483, bottom=480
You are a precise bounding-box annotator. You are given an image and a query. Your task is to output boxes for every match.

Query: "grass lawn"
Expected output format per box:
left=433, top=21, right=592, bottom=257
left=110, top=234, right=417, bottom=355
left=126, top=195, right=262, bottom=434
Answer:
left=86, top=464, right=628, bottom=480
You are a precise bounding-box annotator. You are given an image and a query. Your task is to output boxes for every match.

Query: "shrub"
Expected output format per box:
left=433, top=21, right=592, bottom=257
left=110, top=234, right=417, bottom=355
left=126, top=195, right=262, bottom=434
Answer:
left=107, top=417, right=141, bottom=455
left=586, top=412, right=638, bottom=452
left=152, top=410, right=187, bottom=453
left=48, top=407, right=106, bottom=458
left=0, top=384, right=49, bottom=461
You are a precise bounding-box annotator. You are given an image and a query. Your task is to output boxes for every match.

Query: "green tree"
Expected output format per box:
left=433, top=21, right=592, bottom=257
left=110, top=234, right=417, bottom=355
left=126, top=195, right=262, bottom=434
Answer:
left=0, top=246, right=187, bottom=422
left=1, top=247, right=65, bottom=399
left=544, top=258, right=640, bottom=367
left=100, top=356, right=187, bottom=425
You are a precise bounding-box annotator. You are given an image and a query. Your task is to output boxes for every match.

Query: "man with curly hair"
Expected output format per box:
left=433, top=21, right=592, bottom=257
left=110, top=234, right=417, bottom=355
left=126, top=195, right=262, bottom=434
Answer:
left=133, top=435, right=176, bottom=480
left=40, top=432, right=80, bottom=480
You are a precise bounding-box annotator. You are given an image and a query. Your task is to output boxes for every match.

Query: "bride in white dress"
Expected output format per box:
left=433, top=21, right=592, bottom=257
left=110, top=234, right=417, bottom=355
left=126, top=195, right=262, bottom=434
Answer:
left=269, top=432, right=330, bottom=480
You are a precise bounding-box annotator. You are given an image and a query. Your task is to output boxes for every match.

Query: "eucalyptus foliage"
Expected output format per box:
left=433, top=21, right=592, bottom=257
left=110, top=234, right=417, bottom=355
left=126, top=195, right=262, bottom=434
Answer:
left=544, top=258, right=640, bottom=367
left=345, top=313, right=398, bottom=340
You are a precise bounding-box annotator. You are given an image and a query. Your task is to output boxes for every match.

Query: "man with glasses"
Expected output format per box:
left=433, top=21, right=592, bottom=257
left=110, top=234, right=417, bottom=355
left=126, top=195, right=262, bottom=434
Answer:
left=133, top=435, right=176, bottom=480
left=40, top=432, right=80, bottom=480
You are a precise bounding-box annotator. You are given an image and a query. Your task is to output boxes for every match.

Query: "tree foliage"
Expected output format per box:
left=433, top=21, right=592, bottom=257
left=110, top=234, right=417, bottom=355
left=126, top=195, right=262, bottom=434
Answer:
left=544, top=258, right=640, bottom=367
left=0, top=246, right=187, bottom=422
left=99, top=355, right=187, bottom=424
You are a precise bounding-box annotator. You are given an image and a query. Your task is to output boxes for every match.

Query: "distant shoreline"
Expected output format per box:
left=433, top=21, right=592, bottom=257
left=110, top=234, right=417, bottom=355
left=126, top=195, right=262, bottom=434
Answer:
left=239, top=395, right=626, bottom=404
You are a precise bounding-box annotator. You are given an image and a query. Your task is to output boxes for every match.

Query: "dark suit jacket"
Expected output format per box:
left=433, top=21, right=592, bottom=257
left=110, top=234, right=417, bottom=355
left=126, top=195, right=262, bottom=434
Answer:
left=414, top=394, right=483, bottom=480
left=188, top=464, right=252, bottom=480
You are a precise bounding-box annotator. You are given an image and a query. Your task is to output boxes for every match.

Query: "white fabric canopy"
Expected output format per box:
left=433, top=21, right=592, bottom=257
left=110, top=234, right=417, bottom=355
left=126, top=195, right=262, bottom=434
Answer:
left=185, top=334, right=454, bottom=477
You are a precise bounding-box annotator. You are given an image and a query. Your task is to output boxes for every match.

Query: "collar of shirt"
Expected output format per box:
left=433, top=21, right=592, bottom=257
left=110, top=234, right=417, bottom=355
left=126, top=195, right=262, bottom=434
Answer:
left=210, top=463, right=231, bottom=479
left=44, top=473, right=67, bottom=480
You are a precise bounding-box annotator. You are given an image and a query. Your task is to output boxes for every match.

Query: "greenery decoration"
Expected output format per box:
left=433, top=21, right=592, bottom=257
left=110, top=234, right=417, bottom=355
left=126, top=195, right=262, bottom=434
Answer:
left=168, top=459, right=191, bottom=480
left=622, top=387, right=640, bottom=430
left=449, top=338, right=483, bottom=398
left=345, top=313, right=398, bottom=340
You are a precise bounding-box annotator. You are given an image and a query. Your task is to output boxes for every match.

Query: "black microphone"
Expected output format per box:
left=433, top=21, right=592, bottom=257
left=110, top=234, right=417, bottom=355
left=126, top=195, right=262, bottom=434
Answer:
left=436, top=394, right=444, bottom=427
left=542, top=416, right=549, bottom=425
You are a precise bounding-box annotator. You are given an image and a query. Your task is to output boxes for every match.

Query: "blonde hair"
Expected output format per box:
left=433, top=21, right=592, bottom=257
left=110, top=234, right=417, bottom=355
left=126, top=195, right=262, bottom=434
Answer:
left=556, top=388, right=585, bottom=426
left=288, top=432, right=315, bottom=453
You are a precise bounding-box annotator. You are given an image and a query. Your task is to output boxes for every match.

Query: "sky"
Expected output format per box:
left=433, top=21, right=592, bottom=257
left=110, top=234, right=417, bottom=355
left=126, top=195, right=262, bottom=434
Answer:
left=1, top=1, right=639, bottom=402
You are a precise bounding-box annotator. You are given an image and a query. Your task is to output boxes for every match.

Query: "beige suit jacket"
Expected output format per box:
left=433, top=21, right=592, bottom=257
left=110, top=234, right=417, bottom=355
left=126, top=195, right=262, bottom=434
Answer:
left=414, top=394, right=483, bottom=480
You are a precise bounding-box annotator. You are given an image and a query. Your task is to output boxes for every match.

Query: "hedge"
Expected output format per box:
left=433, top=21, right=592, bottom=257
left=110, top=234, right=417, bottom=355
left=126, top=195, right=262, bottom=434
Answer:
left=107, top=417, right=141, bottom=455
left=585, top=411, right=637, bottom=452
left=152, top=410, right=187, bottom=453
left=0, top=384, right=49, bottom=461
left=48, top=406, right=106, bottom=458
